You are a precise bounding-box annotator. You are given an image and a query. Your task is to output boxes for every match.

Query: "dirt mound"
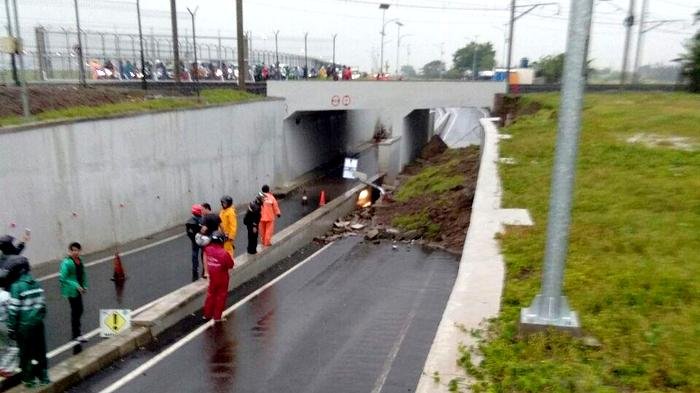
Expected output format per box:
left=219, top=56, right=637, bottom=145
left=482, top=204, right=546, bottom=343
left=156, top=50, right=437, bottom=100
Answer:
left=0, top=86, right=144, bottom=117
left=420, top=135, right=448, bottom=160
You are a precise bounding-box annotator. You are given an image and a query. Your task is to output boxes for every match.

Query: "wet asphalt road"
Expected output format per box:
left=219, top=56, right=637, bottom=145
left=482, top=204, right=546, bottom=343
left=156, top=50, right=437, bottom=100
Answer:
left=70, top=237, right=459, bottom=393
left=40, top=176, right=357, bottom=363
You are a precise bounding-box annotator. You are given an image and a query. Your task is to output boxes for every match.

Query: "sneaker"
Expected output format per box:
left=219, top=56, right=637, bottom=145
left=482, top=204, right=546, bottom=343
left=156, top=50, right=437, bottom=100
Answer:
left=213, top=317, right=227, bottom=323
left=75, top=336, right=88, bottom=343
left=39, top=378, right=51, bottom=386
left=23, top=381, right=36, bottom=388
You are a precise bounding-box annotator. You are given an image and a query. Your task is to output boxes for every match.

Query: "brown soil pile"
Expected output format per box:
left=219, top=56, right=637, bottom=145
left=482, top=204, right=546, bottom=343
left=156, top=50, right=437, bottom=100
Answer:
left=373, top=147, right=480, bottom=254
left=420, top=134, right=448, bottom=160
left=0, top=86, right=144, bottom=117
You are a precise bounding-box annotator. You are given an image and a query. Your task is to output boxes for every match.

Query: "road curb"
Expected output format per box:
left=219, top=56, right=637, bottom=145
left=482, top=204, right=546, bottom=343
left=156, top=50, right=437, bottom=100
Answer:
left=6, top=175, right=382, bottom=393
left=415, top=118, right=532, bottom=392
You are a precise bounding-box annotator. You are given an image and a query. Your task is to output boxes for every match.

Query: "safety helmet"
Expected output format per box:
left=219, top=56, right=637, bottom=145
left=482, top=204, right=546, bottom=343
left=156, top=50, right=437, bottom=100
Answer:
left=191, top=204, right=202, bottom=216
left=211, top=230, right=227, bottom=244
left=221, top=195, right=233, bottom=207
left=256, top=192, right=265, bottom=203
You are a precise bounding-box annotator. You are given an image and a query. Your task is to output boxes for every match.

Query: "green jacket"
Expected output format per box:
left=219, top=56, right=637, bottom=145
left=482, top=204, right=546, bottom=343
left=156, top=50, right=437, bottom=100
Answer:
left=7, top=273, right=46, bottom=332
left=59, top=257, right=88, bottom=298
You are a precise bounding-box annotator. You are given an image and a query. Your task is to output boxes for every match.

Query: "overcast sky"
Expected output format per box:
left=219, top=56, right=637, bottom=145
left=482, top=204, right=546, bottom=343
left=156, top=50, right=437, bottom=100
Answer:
left=14, top=0, right=700, bottom=72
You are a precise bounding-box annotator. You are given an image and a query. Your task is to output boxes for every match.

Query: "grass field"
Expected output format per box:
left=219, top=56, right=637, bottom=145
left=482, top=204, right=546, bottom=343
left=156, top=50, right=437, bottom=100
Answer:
left=466, top=93, right=700, bottom=392
left=0, top=88, right=260, bottom=127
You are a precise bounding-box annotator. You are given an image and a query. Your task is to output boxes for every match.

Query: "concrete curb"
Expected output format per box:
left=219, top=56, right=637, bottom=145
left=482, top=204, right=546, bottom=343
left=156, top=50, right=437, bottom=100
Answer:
left=415, top=118, right=532, bottom=392
left=6, top=175, right=381, bottom=393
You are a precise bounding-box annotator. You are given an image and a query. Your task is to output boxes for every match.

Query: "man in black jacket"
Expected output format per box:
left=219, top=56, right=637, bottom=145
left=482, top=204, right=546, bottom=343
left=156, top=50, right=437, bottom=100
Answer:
left=185, top=205, right=203, bottom=281
left=243, top=193, right=264, bottom=255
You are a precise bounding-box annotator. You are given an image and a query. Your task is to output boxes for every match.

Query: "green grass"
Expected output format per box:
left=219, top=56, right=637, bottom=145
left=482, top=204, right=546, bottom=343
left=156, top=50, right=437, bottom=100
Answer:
left=395, top=157, right=466, bottom=202
left=0, top=88, right=260, bottom=127
left=392, top=210, right=441, bottom=238
left=467, top=93, right=700, bottom=393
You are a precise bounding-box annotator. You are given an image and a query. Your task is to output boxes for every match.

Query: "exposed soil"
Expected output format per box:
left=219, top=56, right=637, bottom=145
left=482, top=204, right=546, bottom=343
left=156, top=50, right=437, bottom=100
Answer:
left=319, top=144, right=481, bottom=256
left=0, top=86, right=145, bottom=117
left=492, top=93, right=543, bottom=126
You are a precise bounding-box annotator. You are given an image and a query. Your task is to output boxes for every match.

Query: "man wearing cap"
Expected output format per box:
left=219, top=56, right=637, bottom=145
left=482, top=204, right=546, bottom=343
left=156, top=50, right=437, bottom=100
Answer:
left=185, top=204, right=203, bottom=282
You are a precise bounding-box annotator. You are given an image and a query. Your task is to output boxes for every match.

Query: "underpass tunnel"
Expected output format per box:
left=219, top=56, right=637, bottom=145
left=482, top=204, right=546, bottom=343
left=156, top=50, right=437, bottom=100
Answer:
left=277, top=110, right=381, bottom=188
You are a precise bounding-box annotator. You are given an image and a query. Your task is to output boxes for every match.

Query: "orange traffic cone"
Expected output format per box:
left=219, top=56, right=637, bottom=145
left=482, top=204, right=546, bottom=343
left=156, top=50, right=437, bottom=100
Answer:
left=319, top=190, right=326, bottom=206
left=111, top=253, right=126, bottom=283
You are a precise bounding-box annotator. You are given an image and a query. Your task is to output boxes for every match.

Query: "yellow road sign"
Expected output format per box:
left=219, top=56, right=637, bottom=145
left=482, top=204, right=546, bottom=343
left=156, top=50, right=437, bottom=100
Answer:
left=99, top=309, right=131, bottom=337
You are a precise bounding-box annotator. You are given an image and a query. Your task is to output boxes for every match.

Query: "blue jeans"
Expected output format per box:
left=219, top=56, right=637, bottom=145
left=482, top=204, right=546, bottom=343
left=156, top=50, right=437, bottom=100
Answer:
left=191, top=244, right=201, bottom=280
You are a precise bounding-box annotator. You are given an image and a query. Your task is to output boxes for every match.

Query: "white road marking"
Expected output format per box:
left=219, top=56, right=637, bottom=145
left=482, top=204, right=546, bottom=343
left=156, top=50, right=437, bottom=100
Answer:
left=370, top=264, right=437, bottom=393
left=38, top=234, right=185, bottom=282
left=99, top=242, right=335, bottom=393
left=46, top=298, right=160, bottom=359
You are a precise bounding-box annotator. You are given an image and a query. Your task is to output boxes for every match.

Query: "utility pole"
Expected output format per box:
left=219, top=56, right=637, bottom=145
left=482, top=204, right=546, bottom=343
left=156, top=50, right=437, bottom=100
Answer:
left=395, top=22, right=403, bottom=75
left=620, top=0, right=636, bottom=85
left=304, top=32, right=308, bottom=79
left=379, top=3, right=390, bottom=76
left=332, top=33, right=337, bottom=79
left=73, top=0, right=86, bottom=86
left=236, top=0, right=246, bottom=90
left=187, top=6, right=199, bottom=97
left=632, top=0, right=648, bottom=84
left=169, top=0, right=181, bottom=86
left=506, top=0, right=515, bottom=93
left=472, top=36, right=479, bottom=80
left=10, top=0, right=28, bottom=117
left=136, top=0, right=147, bottom=90
left=520, top=0, right=594, bottom=336
left=274, top=30, right=280, bottom=80
left=4, top=0, right=18, bottom=85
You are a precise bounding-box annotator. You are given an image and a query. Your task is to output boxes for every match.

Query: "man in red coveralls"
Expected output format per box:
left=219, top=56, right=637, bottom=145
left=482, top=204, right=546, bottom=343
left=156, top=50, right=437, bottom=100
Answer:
left=202, top=231, right=234, bottom=322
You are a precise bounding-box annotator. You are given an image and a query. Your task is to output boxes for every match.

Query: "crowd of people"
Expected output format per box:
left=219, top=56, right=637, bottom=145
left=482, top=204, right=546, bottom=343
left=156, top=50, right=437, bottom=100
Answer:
left=0, top=184, right=282, bottom=387
left=84, top=57, right=356, bottom=82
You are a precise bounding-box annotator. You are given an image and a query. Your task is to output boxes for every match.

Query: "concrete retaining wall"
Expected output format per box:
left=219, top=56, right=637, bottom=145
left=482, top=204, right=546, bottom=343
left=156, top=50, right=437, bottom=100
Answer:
left=0, top=101, right=287, bottom=264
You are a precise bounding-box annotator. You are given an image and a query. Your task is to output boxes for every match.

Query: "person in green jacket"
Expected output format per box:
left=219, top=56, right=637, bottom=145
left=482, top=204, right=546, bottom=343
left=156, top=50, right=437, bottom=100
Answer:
left=59, top=242, right=88, bottom=343
left=7, top=257, right=49, bottom=387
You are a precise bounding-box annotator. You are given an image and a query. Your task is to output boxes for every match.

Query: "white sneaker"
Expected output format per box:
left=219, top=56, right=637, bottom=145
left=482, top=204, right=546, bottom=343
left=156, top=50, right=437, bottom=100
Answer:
left=75, top=336, right=88, bottom=343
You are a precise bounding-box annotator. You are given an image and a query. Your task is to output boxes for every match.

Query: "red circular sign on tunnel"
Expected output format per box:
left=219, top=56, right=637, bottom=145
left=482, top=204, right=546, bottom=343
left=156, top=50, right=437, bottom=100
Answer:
left=342, top=95, right=351, bottom=106
left=331, top=95, right=340, bottom=106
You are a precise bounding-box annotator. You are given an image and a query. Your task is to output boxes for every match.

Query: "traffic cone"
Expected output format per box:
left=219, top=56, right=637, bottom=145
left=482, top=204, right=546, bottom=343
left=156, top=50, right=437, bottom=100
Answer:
left=319, top=190, right=326, bottom=207
left=111, top=253, right=126, bottom=283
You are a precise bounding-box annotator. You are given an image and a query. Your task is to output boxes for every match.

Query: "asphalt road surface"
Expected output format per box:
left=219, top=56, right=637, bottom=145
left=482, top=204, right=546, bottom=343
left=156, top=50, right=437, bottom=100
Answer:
left=69, top=237, right=459, bottom=393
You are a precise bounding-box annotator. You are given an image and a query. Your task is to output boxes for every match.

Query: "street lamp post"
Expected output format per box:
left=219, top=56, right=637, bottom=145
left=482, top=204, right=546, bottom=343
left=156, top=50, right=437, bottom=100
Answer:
left=519, top=0, right=594, bottom=336
left=274, top=30, right=280, bottom=80
left=73, top=0, right=86, bottom=86
left=394, top=21, right=403, bottom=76
left=136, top=0, right=147, bottom=90
left=304, top=32, right=308, bottom=79
left=378, top=3, right=390, bottom=76
left=186, top=6, right=199, bottom=97
left=472, top=35, right=479, bottom=80
left=332, top=33, right=337, bottom=79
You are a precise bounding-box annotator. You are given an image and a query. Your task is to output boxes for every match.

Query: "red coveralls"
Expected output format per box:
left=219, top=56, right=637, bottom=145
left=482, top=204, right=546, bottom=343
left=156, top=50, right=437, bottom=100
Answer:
left=203, top=243, right=234, bottom=320
left=259, top=192, right=281, bottom=247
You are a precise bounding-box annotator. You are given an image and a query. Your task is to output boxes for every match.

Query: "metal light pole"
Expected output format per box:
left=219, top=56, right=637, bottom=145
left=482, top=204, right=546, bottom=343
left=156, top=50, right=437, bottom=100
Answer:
left=73, top=0, right=86, bottom=86
left=620, top=0, right=636, bottom=85
left=304, top=32, right=308, bottom=79
left=4, top=0, right=18, bottom=85
left=506, top=0, right=515, bottom=92
left=9, top=0, right=28, bottom=117
left=472, top=36, right=479, bottom=80
left=379, top=3, right=390, bottom=76
left=169, top=0, right=181, bottom=85
left=136, top=0, right=147, bottom=90
left=520, top=0, right=594, bottom=336
left=186, top=6, right=199, bottom=97
left=332, top=33, right=337, bottom=79
left=394, top=21, right=403, bottom=75
left=236, top=0, right=246, bottom=90
left=274, top=30, right=280, bottom=80
left=632, top=0, right=648, bottom=84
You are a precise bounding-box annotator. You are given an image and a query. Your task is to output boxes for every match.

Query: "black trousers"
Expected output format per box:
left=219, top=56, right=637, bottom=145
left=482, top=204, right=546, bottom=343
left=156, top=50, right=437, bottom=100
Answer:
left=68, top=294, right=83, bottom=339
left=17, top=322, right=48, bottom=383
left=247, top=226, right=258, bottom=254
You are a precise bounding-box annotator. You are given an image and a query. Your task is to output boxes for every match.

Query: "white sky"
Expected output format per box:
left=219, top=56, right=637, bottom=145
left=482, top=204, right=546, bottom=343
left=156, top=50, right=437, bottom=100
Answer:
left=13, top=0, right=700, bottom=72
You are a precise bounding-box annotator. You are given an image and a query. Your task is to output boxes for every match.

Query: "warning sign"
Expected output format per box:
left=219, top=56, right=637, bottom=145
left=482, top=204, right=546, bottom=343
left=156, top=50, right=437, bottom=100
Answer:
left=100, top=309, right=131, bottom=337
left=342, top=158, right=358, bottom=179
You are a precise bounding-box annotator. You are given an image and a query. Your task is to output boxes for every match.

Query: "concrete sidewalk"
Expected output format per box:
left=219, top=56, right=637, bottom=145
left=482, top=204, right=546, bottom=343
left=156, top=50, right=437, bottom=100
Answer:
left=415, top=118, right=532, bottom=392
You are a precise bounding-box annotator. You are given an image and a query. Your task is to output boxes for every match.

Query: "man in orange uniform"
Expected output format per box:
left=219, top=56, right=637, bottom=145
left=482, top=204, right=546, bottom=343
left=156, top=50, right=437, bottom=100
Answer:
left=219, top=195, right=237, bottom=257
left=259, top=185, right=281, bottom=247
